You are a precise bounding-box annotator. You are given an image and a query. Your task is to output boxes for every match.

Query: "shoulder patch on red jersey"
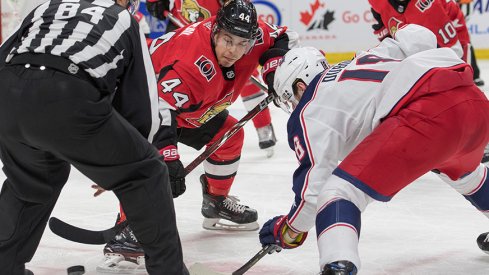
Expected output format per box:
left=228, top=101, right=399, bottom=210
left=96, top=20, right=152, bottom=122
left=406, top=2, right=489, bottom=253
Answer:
left=194, top=55, right=216, bottom=81
left=254, top=27, right=264, bottom=46
left=388, top=17, right=404, bottom=35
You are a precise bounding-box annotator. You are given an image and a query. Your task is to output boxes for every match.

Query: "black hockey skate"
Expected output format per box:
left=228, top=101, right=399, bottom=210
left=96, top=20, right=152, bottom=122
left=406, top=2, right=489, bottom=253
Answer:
left=257, top=123, right=277, bottom=158
left=200, top=174, right=259, bottom=231
left=477, top=231, right=489, bottom=254
left=322, top=261, right=358, bottom=275
left=97, top=224, right=146, bottom=274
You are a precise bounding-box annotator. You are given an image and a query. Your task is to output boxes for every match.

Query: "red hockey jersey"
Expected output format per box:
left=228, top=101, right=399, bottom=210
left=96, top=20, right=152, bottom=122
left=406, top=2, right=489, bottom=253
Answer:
left=369, top=0, right=469, bottom=58
left=149, top=17, right=287, bottom=129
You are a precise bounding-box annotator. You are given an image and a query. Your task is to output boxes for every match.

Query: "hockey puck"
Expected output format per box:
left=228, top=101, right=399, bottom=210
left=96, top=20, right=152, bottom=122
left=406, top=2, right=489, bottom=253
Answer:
left=67, top=265, right=85, bottom=275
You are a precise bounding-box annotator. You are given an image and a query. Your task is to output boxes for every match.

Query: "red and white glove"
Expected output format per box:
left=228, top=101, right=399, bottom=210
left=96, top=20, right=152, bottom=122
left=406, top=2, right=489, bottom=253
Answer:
left=374, top=27, right=391, bottom=41
left=159, top=145, right=186, bottom=198
left=259, top=48, right=288, bottom=94
left=259, top=215, right=308, bottom=249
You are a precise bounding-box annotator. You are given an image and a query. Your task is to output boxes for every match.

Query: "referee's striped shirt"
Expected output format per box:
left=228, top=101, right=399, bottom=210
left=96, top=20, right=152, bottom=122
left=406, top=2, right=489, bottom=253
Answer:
left=0, top=0, right=169, bottom=143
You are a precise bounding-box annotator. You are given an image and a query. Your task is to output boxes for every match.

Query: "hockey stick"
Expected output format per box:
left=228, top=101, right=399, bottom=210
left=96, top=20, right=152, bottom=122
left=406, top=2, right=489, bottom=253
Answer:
left=48, top=217, right=128, bottom=245
left=49, top=92, right=276, bottom=244
left=184, top=92, right=275, bottom=174
left=232, top=244, right=280, bottom=275
left=187, top=245, right=279, bottom=275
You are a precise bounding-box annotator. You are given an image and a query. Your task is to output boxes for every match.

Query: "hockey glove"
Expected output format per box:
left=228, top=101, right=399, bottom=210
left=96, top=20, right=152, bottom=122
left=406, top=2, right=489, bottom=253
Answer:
left=259, top=215, right=308, bottom=249
left=259, top=48, right=288, bottom=96
left=370, top=8, right=391, bottom=41
left=146, top=0, right=170, bottom=20
left=159, top=145, right=186, bottom=198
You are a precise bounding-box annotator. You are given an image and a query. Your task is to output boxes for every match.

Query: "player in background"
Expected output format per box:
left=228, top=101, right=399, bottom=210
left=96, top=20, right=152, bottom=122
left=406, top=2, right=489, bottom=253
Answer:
left=456, top=0, right=484, bottom=87
left=146, top=0, right=279, bottom=156
left=258, top=25, right=489, bottom=274
left=0, top=0, right=187, bottom=274
left=369, top=0, right=470, bottom=61
left=369, top=0, right=489, bottom=163
left=99, top=0, right=299, bottom=270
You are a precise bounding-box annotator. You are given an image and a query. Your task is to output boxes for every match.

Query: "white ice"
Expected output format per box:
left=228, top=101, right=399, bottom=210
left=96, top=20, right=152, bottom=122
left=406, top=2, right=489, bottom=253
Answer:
left=1, top=61, right=489, bottom=275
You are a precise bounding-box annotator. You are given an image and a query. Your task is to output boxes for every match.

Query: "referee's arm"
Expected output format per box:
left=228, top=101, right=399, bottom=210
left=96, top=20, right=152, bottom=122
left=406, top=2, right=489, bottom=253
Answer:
left=112, top=22, right=162, bottom=143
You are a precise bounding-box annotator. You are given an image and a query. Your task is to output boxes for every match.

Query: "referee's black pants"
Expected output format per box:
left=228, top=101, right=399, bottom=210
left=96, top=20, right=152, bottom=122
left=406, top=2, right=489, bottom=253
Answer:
left=0, top=65, right=186, bottom=275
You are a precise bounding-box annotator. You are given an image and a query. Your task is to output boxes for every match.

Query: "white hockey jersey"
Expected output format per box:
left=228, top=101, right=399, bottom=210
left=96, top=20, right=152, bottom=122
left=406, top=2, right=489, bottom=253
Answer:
left=285, top=25, right=466, bottom=233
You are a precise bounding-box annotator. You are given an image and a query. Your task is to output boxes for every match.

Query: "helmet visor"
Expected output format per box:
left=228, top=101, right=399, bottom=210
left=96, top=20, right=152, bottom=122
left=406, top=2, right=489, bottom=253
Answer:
left=214, top=29, right=256, bottom=54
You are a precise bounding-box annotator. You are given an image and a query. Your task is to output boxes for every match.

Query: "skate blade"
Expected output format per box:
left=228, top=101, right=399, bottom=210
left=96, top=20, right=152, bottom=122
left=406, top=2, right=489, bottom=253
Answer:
left=202, top=218, right=259, bottom=231
left=97, top=254, right=147, bottom=274
left=189, top=263, right=225, bottom=275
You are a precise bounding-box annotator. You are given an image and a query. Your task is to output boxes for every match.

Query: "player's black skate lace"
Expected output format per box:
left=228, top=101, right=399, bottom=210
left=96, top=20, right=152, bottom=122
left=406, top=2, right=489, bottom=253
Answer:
left=322, top=260, right=358, bottom=275
left=477, top=231, right=489, bottom=254
left=103, top=224, right=144, bottom=263
left=200, top=174, right=258, bottom=224
left=257, top=124, right=277, bottom=149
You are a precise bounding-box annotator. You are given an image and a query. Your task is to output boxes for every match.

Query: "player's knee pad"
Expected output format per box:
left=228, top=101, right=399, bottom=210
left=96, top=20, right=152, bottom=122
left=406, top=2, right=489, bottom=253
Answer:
left=315, top=176, right=372, bottom=238
left=317, top=175, right=373, bottom=213
left=439, top=164, right=489, bottom=210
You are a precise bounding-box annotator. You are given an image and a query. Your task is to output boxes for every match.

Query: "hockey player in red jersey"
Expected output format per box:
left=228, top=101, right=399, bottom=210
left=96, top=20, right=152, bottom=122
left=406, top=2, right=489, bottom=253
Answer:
left=147, top=0, right=279, bottom=156
left=148, top=0, right=297, bottom=229
left=99, top=0, right=298, bottom=271
left=370, top=0, right=470, bottom=61
left=258, top=24, right=489, bottom=274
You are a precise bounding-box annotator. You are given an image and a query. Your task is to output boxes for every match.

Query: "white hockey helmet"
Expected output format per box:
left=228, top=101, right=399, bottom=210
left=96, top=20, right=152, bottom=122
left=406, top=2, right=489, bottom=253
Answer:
left=273, top=47, right=329, bottom=113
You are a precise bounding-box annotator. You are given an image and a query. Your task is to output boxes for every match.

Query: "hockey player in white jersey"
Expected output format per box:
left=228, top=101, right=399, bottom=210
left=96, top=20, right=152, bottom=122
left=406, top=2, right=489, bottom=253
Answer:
left=258, top=24, right=489, bottom=275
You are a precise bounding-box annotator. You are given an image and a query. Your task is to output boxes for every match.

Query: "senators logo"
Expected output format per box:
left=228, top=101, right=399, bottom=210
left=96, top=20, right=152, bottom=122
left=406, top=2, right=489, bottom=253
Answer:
left=186, top=92, right=234, bottom=127
left=181, top=0, right=212, bottom=23
left=415, top=0, right=434, bottom=12
left=194, top=55, right=216, bottom=82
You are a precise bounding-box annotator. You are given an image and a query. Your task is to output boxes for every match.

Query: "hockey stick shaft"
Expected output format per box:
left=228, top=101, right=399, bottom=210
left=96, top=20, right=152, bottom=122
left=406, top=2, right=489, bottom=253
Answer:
left=232, top=245, right=279, bottom=275
left=164, top=11, right=268, bottom=91
left=184, top=92, right=275, bottom=175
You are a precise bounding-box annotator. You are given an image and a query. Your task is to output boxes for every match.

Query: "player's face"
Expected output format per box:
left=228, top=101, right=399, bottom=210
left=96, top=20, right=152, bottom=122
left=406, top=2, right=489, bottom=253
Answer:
left=213, top=30, right=252, bottom=67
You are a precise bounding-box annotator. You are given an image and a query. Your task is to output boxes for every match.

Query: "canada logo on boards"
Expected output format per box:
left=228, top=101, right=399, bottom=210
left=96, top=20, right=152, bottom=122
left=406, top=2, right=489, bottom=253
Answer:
left=299, top=0, right=335, bottom=31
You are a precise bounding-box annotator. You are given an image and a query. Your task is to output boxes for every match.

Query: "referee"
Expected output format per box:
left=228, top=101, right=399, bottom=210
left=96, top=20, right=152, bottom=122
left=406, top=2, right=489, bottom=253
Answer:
left=0, top=1, right=187, bottom=274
